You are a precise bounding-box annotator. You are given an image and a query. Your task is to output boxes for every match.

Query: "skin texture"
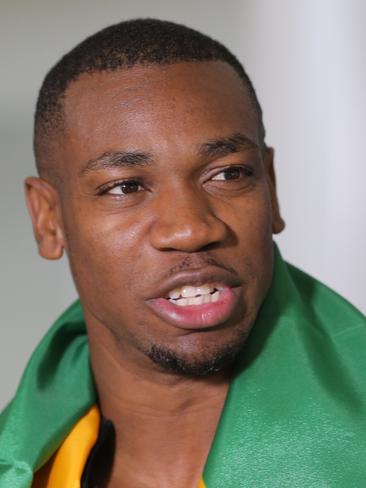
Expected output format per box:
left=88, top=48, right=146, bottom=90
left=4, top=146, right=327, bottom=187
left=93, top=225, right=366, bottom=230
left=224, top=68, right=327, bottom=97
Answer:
left=26, top=61, right=284, bottom=487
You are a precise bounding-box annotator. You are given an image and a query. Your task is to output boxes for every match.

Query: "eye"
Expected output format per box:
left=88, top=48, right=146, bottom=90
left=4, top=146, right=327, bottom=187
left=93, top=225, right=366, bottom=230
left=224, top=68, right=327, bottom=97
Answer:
left=211, top=165, right=253, bottom=181
left=100, top=179, right=144, bottom=196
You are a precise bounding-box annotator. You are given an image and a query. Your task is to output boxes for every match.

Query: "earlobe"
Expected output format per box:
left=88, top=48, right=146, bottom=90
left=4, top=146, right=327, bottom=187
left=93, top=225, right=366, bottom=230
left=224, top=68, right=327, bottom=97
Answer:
left=24, top=177, right=65, bottom=260
left=263, top=148, right=286, bottom=235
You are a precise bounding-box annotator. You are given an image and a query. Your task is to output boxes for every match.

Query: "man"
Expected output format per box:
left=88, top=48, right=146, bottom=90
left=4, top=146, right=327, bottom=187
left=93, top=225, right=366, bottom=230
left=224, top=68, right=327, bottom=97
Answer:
left=0, top=18, right=365, bottom=488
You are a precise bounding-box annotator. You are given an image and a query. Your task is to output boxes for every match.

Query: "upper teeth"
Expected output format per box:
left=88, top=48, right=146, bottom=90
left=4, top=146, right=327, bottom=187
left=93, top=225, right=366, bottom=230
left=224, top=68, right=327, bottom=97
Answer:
left=168, top=284, right=216, bottom=300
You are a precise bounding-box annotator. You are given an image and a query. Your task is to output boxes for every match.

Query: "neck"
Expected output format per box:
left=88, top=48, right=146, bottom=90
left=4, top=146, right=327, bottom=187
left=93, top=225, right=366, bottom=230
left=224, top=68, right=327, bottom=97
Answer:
left=88, top=319, right=231, bottom=488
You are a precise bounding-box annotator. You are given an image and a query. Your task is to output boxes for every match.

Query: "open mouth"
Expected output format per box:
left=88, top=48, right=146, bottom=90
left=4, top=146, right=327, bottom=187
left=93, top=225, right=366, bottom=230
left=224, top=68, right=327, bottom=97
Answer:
left=166, top=284, right=223, bottom=307
left=147, top=283, right=239, bottom=330
left=145, top=267, right=242, bottom=330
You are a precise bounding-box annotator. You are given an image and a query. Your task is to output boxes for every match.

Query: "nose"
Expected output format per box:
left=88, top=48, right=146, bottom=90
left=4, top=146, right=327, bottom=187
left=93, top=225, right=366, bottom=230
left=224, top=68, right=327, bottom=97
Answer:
left=148, top=188, right=228, bottom=252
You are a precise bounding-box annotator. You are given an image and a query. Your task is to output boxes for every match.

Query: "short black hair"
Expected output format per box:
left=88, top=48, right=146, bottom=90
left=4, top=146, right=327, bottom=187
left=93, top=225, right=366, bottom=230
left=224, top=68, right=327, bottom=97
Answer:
left=34, top=18, right=266, bottom=178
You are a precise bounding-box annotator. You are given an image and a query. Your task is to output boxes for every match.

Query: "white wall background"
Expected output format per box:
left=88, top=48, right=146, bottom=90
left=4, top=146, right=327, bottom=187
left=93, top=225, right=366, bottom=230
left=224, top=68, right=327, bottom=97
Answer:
left=1, top=0, right=365, bottom=409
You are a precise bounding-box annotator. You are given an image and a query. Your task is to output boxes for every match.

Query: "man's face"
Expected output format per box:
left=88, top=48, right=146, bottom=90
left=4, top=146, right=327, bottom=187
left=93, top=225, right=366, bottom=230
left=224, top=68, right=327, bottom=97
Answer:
left=38, top=62, right=283, bottom=375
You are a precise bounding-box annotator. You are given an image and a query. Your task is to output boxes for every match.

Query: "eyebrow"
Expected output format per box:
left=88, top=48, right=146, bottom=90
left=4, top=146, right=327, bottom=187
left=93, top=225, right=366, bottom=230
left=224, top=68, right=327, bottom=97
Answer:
left=79, top=132, right=258, bottom=176
left=80, top=150, right=154, bottom=176
left=198, top=132, right=258, bottom=159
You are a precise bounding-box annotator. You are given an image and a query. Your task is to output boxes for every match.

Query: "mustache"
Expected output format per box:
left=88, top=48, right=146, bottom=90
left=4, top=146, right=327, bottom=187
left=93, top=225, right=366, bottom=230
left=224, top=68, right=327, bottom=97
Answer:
left=166, top=253, right=238, bottom=278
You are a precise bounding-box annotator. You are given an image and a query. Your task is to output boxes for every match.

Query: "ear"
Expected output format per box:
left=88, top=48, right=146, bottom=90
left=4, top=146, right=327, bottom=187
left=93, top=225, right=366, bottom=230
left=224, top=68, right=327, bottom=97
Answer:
left=263, top=147, right=285, bottom=235
left=24, top=177, right=65, bottom=259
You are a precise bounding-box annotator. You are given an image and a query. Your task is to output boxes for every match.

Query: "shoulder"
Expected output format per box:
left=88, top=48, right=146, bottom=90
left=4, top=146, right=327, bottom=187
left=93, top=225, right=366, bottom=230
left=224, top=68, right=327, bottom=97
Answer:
left=287, top=262, right=366, bottom=334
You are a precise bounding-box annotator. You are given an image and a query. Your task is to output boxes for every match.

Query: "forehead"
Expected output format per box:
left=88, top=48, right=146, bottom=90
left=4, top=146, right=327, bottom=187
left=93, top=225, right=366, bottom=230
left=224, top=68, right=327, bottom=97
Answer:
left=60, top=61, right=259, bottom=167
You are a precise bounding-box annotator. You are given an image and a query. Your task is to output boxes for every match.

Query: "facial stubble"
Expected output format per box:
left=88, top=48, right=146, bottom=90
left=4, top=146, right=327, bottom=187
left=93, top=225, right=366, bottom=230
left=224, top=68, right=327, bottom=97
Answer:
left=145, top=325, right=252, bottom=377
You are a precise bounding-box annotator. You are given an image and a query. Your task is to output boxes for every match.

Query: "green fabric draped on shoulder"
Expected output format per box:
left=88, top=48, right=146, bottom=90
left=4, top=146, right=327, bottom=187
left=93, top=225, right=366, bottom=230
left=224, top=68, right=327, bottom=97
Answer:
left=0, top=302, right=96, bottom=487
left=203, top=249, right=366, bottom=487
left=1, top=245, right=365, bottom=487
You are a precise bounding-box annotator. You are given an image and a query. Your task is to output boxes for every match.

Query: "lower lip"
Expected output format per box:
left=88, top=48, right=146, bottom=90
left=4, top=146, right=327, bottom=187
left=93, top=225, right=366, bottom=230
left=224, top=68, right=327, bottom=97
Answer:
left=147, top=287, right=239, bottom=330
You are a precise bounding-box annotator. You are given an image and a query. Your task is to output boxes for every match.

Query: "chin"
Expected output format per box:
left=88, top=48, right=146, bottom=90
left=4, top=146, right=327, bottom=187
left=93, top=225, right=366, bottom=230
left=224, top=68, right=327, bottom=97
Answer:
left=145, top=326, right=250, bottom=377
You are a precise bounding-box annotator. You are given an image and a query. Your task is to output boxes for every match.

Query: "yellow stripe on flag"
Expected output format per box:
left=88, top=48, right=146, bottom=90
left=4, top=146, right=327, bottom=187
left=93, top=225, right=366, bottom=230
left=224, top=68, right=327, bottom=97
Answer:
left=33, top=406, right=100, bottom=488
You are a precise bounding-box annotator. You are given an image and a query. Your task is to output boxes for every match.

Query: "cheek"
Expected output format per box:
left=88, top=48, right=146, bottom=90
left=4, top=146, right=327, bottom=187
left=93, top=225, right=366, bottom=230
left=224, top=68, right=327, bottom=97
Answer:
left=62, top=205, right=146, bottom=304
left=223, top=184, right=273, bottom=245
left=224, top=187, right=274, bottom=301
